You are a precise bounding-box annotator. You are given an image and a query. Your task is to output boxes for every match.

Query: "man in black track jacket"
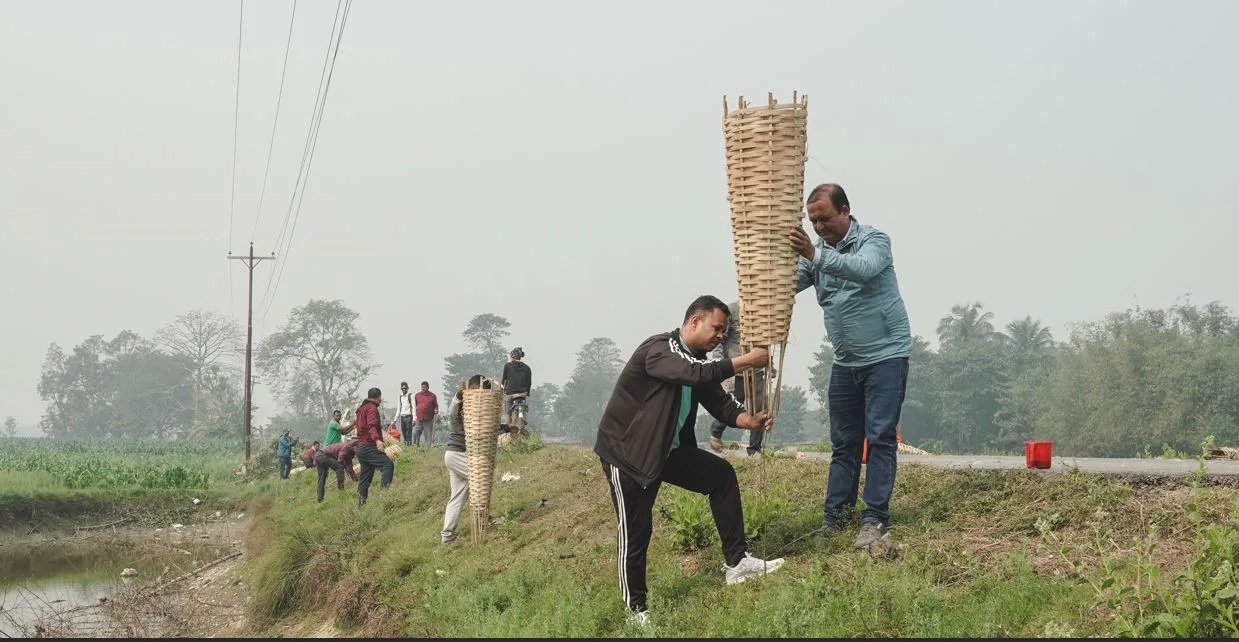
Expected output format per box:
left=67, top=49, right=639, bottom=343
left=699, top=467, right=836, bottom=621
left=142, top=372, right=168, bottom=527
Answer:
left=594, top=295, right=786, bottom=625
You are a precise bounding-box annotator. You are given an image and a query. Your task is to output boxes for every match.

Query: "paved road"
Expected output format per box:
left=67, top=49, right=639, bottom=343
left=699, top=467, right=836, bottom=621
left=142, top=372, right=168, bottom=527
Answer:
left=717, top=448, right=1239, bottom=477
left=551, top=438, right=1239, bottom=478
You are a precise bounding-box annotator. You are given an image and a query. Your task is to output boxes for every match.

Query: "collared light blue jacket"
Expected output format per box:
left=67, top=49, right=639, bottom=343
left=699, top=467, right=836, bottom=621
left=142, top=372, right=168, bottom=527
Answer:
left=795, top=218, right=912, bottom=367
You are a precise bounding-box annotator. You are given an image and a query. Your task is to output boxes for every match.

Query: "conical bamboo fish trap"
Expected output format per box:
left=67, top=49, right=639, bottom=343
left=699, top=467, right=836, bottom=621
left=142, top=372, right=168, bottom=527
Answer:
left=722, top=92, right=808, bottom=421
left=462, top=375, right=502, bottom=543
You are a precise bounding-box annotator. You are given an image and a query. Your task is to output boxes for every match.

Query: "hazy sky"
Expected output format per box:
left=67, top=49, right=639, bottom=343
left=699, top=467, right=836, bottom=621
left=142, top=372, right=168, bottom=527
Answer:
left=3, top=1, right=1237, bottom=436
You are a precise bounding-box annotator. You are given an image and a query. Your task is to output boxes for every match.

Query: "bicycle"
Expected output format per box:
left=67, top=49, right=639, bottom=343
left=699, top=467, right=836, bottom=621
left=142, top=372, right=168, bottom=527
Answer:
left=508, top=392, right=531, bottom=438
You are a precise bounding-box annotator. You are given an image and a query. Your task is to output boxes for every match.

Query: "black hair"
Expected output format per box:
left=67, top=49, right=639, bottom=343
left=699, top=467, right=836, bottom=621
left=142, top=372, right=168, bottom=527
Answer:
left=806, top=183, right=850, bottom=211
left=683, top=295, right=731, bottom=323
left=420, top=381, right=429, bottom=387
left=367, top=387, right=382, bottom=399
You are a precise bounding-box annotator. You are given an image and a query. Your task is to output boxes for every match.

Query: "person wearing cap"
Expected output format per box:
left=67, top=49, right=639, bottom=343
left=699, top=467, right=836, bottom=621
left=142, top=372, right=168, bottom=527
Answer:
left=500, top=347, right=532, bottom=434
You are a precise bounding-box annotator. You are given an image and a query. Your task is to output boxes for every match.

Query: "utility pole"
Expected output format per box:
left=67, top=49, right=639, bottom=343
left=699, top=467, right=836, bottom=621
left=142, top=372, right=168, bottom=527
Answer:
left=228, top=242, right=275, bottom=462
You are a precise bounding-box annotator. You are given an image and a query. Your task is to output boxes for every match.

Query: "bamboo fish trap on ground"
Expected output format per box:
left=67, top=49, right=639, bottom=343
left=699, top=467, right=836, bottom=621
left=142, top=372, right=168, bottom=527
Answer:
left=462, top=375, right=502, bottom=543
left=722, top=92, right=808, bottom=422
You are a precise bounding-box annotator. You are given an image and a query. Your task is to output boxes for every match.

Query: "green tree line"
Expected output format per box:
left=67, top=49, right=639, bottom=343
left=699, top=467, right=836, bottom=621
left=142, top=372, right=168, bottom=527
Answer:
left=36, top=297, right=1239, bottom=458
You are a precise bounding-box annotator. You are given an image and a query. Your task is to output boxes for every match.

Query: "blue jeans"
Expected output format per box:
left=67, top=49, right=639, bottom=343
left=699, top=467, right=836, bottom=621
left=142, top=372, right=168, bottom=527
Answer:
left=824, top=357, right=908, bottom=526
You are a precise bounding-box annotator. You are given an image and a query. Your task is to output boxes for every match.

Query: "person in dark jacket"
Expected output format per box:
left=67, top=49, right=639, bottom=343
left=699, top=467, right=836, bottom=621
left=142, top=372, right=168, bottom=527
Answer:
left=593, top=294, right=785, bottom=624
left=354, top=387, right=393, bottom=506
left=440, top=380, right=468, bottom=543
left=315, top=440, right=358, bottom=502
left=500, top=347, right=531, bottom=434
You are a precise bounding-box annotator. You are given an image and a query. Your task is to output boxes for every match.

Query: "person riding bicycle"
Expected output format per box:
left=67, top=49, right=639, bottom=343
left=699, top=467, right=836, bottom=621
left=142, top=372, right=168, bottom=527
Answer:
left=500, top=347, right=532, bottom=434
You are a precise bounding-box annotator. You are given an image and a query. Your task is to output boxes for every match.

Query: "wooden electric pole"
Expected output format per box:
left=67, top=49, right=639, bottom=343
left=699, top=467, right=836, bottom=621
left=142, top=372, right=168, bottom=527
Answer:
left=228, top=242, right=275, bottom=462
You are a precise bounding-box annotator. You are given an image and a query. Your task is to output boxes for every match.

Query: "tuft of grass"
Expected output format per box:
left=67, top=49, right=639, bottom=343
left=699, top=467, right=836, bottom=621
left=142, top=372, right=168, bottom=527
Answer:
left=243, top=444, right=1239, bottom=637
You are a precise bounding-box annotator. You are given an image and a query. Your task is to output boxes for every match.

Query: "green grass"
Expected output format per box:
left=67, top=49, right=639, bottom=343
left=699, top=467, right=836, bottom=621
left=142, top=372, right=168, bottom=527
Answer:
left=240, top=443, right=1239, bottom=637
left=0, top=437, right=271, bottom=532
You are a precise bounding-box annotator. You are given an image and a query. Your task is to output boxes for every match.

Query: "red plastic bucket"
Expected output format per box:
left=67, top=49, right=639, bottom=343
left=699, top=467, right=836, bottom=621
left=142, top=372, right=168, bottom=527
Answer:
left=1025, top=441, right=1053, bottom=469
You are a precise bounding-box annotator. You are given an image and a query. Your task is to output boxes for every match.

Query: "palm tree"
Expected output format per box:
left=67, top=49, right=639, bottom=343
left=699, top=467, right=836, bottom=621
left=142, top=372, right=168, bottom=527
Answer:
left=937, top=302, right=1002, bottom=348
left=1005, top=316, right=1054, bottom=354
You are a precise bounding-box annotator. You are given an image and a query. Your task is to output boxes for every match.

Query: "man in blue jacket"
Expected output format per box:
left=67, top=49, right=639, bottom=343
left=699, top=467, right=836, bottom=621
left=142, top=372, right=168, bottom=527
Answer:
left=276, top=429, right=296, bottom=480
left=790, top=183, right=912, bottom=549
left=594, top=295, right=785, bottom=626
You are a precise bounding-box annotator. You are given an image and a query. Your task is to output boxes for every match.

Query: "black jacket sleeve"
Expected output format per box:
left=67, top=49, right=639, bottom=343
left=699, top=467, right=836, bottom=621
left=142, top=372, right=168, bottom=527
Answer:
left=697, top=383, right=745, bottom=428
left=644, top=335, right=735, bottom=386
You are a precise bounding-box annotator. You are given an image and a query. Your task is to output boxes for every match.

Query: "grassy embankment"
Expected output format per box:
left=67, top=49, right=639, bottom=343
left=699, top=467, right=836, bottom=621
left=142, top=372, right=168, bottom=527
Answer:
left=242, top=439, right=1239, bottom=638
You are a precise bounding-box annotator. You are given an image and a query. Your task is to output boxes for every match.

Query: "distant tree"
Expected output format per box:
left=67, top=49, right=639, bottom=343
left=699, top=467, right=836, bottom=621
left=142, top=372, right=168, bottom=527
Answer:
left=442, top=313, right=512, bottom=396
left=155, top=309, right=244, bottom=433
left=3, top=416, right=17, bottom=438
left=257, top=299, right=377, bottom=419
left=806, top=338, right=833, bottom=424
left=37, top=331, right=195, bottom=438
left=937, top=302, right=1004, bottom=348
left=528, top=382, right=562, bottom=436
left=772, top=386, right=809, bottom=444
left=555, top=338, right=624, bottom=442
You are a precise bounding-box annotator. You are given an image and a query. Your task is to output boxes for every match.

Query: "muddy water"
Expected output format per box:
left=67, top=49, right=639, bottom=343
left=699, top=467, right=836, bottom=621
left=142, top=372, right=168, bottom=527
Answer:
left=0, top=523, right=239, bottom=637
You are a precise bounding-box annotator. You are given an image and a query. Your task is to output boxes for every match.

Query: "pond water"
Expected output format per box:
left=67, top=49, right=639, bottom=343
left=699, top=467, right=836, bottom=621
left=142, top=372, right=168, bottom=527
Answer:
left=0, top=535, right=231, bottom=637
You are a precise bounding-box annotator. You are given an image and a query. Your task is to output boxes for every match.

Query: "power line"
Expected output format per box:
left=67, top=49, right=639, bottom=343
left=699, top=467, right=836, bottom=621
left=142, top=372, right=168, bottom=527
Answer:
left=228, top=0, right=244, bottom=252
left=250, top=0, right=299, bottom=242
left=261, top=0, right=353, bottom=320
left=259, top=0, right=344, bottom=314
left=268, top=0, right=344, bottom=258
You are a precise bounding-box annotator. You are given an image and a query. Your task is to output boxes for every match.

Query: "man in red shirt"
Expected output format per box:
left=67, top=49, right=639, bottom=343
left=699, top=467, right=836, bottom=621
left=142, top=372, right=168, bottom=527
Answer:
left=354, top=387, right=394, bottom=506
left=413, top=381, right=440, bottom=448
left=315, top=440, right=358, bottom=502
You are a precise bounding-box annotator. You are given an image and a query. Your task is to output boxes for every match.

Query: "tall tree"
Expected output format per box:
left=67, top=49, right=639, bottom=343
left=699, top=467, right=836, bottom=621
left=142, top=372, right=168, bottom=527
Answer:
left=555, top=338, right=624, bottom=442
left=442, top=313, right=512, bottom=396
left=1005, top=316, right=1055, bottom=354
left=37, top=331, right=195, bottom=438
left=257, top=299, right=378, bottom=420
left=155, top=309, right=243, bottom=430
left=3, top=416, right=17, bottom=438
left=528, top=382, right=562, bottom=436
left=806, top=338, right=834, bottom=424
left=937, top=302, right=1003, bottom=348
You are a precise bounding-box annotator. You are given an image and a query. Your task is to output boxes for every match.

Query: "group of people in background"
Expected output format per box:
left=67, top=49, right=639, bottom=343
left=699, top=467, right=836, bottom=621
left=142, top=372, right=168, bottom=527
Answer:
left=279, top=350, right=531, bottom=514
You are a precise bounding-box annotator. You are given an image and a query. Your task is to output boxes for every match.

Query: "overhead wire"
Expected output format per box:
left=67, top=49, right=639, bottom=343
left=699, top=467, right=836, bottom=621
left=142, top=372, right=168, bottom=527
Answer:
left=259, top=0, right=346, bottom=315
left=261, top=0, right=353, bottom=321
left=227, top=0, right=245, bottom=322
left=250, top=0, right=299, bottom=242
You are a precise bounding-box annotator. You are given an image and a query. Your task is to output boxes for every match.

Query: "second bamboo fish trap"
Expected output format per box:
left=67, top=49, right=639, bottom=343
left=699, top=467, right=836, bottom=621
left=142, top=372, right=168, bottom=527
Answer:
left=462, top=375, right=502, bottom=543
left=722, top=92, right=808, bottom=421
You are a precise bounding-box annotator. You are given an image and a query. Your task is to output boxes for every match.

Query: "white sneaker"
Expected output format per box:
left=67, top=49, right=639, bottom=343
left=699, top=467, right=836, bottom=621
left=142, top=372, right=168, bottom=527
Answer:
left=628, top=609, right=650, bottom=627
left=723, top=552, right=785, bottom=585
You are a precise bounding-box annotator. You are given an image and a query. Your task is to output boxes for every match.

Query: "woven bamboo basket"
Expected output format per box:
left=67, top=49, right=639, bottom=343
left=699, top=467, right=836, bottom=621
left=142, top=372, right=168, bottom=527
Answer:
left=462, top=375, right=502, bottom=543
left=722, top=92, right=808, bottom=421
